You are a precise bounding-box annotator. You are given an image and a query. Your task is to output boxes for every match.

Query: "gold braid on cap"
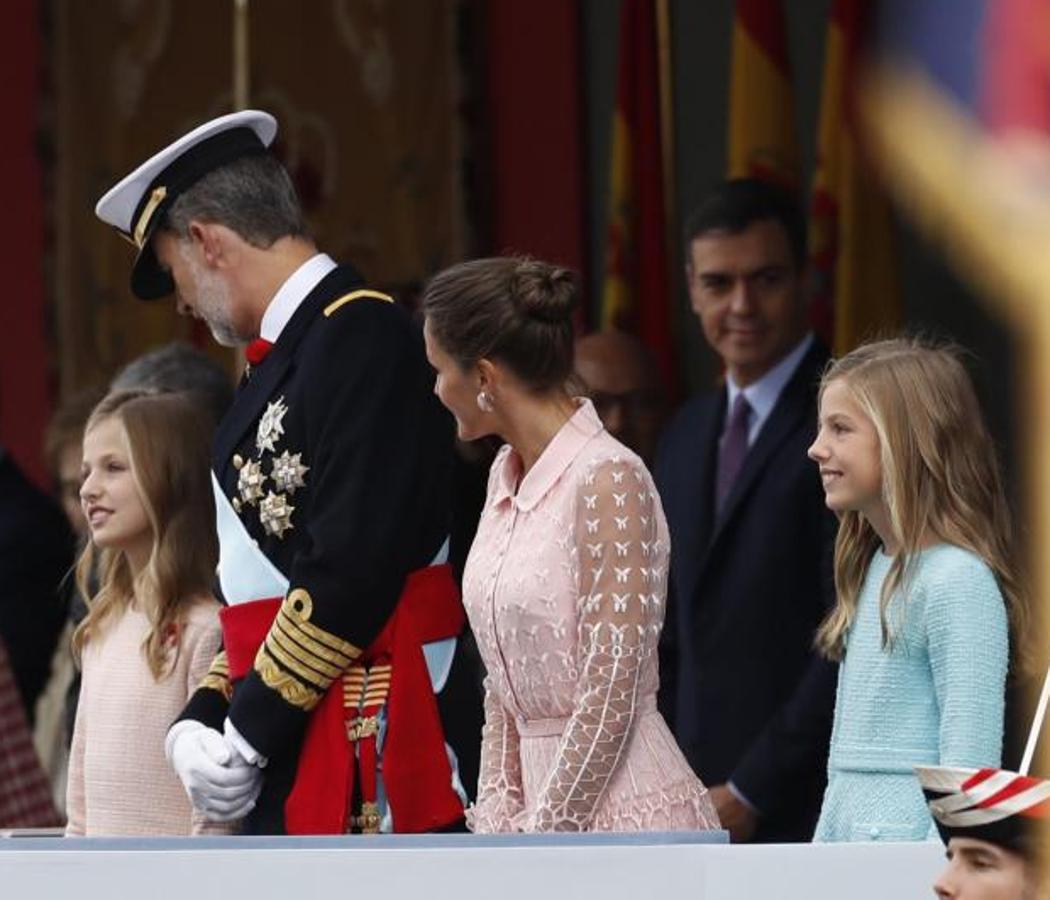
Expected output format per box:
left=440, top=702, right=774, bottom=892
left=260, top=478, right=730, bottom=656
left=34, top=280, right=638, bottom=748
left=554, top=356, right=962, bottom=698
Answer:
left=132, top=185, right=168, bottom=248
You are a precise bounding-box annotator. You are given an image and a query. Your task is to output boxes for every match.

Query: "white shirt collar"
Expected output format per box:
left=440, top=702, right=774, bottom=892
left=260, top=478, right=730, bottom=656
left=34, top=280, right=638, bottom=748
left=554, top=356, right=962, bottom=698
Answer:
left=258, top=253, right=338, bottom=343
left=726, top=332, right=814, bottom=444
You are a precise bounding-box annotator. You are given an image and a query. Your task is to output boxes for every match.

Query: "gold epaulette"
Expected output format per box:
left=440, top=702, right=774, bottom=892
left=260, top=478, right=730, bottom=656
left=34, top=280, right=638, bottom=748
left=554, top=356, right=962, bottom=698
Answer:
left=323, top=289, right=394, bottom=317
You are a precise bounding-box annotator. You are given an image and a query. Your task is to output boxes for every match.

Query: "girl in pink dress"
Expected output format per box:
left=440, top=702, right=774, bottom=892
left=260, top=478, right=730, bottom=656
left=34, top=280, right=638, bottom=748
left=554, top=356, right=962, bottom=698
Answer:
left=422, top=258, right=719, bottom=833
left=68, top=390, right=230, bottom=836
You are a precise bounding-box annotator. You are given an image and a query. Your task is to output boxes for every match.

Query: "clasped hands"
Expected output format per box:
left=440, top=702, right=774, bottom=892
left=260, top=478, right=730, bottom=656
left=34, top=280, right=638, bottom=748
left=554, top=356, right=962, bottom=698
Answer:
left=165, top=719, right=265, bottom=821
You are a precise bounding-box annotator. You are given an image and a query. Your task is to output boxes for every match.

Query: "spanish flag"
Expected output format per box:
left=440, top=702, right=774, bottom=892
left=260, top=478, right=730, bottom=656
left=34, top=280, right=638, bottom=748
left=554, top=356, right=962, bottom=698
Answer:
left=600, top=0, right=678, bottom=396
left=808, top=0, right=899, bottom=352
left=727, top=0, right=799, bottom=187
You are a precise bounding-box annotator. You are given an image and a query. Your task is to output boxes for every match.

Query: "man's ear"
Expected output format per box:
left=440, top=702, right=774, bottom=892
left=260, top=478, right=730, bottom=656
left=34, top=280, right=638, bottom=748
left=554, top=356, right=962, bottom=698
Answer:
left=188, top=220, right=226, bottom=267
left=685, top=265, right=703, bottom=313
left=684, top=256, right=703, bottom=312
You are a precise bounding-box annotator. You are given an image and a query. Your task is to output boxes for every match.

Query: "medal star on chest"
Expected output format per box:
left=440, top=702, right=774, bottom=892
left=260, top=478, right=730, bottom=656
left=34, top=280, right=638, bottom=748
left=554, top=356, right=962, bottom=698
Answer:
left=256, top=396, right=289, bottom=454
left=259, top=490, right=295, bottom=539
left=237, top=458, right=267, bottom=506
left=271, top=450, right=309, bottom=494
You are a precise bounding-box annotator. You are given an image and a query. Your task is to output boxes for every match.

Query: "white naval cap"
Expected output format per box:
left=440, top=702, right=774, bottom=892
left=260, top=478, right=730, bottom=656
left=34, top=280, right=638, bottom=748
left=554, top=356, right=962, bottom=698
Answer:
left=916, top=764, right=1050, bottom=856
left=95, top=109, right=278, bottom=300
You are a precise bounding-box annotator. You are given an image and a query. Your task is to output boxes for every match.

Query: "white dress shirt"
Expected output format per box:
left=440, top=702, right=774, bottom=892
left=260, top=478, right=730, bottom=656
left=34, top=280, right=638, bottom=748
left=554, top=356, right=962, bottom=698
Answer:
left=724, top=332, right=815, bottom=446
left=258, top=253, right=337, bottom=343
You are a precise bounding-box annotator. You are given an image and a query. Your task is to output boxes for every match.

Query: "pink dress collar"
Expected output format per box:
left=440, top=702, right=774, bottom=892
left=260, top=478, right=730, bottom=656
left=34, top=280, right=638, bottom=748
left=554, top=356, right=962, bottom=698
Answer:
left=490, top=399, right=605, bottom=512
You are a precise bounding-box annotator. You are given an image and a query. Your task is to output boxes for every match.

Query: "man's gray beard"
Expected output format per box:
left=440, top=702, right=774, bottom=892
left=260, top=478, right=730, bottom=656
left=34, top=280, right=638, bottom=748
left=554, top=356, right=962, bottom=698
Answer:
left=206, top=318, right=244, bottom=348
left=185, top=255, right=243, bottom=347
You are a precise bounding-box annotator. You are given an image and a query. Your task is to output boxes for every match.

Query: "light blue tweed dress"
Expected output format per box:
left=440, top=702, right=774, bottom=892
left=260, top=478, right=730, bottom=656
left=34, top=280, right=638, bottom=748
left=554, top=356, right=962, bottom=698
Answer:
left=813, top=544, right=1008, bottom=842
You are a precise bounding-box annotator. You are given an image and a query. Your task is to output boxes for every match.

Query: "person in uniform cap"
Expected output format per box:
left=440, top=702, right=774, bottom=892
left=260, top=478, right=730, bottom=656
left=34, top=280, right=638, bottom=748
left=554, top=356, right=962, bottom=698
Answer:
left=916, top=764, right=1049, bottom=899
left=95, top=110, right=470, bottom=834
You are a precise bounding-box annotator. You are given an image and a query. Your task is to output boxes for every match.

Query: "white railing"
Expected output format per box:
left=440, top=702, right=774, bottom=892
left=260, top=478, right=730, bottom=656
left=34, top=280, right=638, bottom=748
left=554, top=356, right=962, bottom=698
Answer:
left=0, top=832, right=944, bottom=900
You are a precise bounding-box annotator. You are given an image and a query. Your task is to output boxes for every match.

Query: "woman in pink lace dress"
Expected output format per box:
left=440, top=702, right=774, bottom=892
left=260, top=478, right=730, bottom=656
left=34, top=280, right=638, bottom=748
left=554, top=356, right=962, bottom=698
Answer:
left=422, top=257, right=719, bottom=833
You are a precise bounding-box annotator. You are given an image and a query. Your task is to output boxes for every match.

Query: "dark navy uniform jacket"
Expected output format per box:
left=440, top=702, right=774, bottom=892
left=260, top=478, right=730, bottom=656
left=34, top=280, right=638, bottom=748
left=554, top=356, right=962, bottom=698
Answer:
left=181, top=263, right=480, bottom=833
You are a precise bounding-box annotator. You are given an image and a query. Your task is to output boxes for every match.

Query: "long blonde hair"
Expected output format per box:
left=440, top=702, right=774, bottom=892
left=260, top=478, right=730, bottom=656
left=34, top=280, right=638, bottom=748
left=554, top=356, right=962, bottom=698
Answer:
left=73, top=390, right=218, bottom=679
left=814, top=338, right=1028, bottom=666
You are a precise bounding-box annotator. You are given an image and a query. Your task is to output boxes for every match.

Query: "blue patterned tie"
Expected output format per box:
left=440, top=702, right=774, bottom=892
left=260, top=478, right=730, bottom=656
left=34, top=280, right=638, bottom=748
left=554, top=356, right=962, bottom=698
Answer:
left=716, top=394, right=751, bottom=513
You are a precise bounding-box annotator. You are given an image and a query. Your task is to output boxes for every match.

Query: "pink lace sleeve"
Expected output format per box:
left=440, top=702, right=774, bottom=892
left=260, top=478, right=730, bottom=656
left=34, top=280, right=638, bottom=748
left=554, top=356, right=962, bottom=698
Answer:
left=465, top=676, right=524, bottom=833
left=529, top=457, right=662, bottom=831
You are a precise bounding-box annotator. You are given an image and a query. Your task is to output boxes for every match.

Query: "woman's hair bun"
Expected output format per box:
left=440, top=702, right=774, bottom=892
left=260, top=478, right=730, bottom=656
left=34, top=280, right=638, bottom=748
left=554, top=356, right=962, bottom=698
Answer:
left=511, top=260, right=578, bottom=324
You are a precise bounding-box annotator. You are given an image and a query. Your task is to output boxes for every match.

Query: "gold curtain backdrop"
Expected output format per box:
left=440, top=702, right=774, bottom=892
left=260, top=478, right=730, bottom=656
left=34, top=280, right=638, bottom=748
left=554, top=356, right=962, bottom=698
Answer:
left=53, top=0, right=464, bottom=395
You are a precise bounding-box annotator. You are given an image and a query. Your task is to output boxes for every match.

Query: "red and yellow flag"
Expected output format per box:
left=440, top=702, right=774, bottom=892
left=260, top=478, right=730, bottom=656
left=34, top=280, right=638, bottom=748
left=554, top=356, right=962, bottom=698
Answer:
left=808, top=0, right=899, bottom=353
left=727, top=0, right=799, bottom=187
left=600, top=0, right=678, bottom=396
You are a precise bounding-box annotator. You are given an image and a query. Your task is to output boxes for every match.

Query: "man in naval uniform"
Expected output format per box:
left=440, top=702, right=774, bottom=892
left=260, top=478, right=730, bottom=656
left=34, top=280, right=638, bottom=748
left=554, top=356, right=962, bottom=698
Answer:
left=95, top=110, right=474, bottom=834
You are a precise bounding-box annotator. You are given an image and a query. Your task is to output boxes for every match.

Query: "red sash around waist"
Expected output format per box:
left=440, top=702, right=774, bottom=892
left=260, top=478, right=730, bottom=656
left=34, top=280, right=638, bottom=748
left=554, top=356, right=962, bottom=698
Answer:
left=219, top=564, right=465, bottom=834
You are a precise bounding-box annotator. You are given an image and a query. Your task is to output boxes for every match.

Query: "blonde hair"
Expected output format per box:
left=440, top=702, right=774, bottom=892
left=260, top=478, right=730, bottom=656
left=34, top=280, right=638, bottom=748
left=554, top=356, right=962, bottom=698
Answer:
left=814, top=338, right=1028, bottom=668
left=73, top=390, right=218, bottom=679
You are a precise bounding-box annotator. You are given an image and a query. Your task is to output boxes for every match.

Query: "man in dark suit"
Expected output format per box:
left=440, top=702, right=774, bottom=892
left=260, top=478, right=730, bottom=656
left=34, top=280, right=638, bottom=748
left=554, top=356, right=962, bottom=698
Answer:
left=95, top=110, right=479, bottom=834
left=655, top=178, right=838, bottom=842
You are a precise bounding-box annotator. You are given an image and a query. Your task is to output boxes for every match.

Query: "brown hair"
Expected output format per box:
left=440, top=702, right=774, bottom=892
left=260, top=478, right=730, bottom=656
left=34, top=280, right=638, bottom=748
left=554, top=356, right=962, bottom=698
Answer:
left=421, top=257, right=578, bottom=392
left=73, top=390, right=218, bottom=680
left=813, top=339, right=1029, bottom=670
left=44, top=385, right=107, bottom=482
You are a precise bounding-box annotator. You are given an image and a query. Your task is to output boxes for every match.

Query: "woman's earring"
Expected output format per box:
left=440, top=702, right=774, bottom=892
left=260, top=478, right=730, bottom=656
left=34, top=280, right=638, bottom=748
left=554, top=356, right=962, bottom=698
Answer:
left=476, top=390, right=495, bottom=413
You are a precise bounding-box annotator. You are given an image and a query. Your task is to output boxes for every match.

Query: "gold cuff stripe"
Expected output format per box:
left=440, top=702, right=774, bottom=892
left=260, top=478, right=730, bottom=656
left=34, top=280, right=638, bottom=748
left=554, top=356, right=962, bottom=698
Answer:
left=256, top=653, right=322, bottom=711
left=323, top=289, right=394, bottom=317
left=200, top=673, right=233, bottom=701
left=132, top=185, right=168, bottom=248
left=274, top=611, right=358, bottom=671
left=200, top=651, right=231, bottom=698
left=276, top=606, right=360, bottom=663
left=267, top=628, right=343, bottom=682
left=257, top=640, right=333, bottom=693
left=207, top=651, right=229, bottom=676
left=255, top=638, right=327, bottom=688
left=279, top=589, right=362, bottom=662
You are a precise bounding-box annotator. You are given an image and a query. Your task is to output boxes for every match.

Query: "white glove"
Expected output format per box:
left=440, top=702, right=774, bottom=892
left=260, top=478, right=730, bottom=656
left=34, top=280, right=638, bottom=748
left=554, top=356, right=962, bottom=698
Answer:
left=165, top=720, right=262, bottom=821
left=223, top=717, right=268, bottom=768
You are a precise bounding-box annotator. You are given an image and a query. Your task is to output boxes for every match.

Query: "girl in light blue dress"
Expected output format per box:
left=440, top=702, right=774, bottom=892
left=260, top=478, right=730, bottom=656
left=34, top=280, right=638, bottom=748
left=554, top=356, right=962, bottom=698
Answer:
left=806, top=338, right=1027, bottom=842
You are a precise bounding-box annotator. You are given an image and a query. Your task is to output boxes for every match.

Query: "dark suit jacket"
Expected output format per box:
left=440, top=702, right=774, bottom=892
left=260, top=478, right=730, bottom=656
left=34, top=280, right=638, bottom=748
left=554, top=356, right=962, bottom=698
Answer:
left=0, top=452, right=74, bottom=722
left=654, top=341, right=838, bottom=842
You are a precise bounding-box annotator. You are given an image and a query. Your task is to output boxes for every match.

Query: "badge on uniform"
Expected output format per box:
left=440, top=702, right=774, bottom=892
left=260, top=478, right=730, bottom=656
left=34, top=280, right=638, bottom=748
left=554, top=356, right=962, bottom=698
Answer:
left=228, top=395, right=309, bottom=539
left=238, top=458, right=267, bottom=506
left=259, top=490, right=296, bottom=539
left=271, top=450, right=309, bottom=494
left=257, top=396, right=289, bottom=454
